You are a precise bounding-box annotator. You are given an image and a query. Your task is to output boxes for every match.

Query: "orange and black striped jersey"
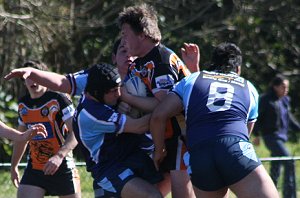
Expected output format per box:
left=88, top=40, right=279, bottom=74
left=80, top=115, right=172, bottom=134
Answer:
left=18, top=91, right=75, bottom=170
left=127, top=43, right=190, bottom=139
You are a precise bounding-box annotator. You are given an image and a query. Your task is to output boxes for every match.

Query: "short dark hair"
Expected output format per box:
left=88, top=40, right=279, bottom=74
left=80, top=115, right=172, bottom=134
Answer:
left=22, top=60, right=48, bottom=71
left=210, top=42, right=242, bottom=73
left=118, top=3, right=161, bottom=43
left=85, top=63, right=121, bottom=103
left=270, top=74, right=288, bottom=87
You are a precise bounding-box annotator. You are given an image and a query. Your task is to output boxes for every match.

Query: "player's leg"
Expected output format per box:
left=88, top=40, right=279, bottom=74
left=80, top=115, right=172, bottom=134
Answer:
left=170, top=170, right=195, bottom=198
left=17, top=184, right=45, bottom=198
left=156, top=172, right=171, bottom=197
left=121, top=177, right=163, bottom=198
left=193, top=186, right=229, bottom=198
left=170, top=138, right=195, bottom=198
left=229, top=165, right=279, bottom=198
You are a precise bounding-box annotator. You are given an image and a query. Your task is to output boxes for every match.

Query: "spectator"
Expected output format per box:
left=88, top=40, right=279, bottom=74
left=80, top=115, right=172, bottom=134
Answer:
left=253, top=74, right=300, bottom=198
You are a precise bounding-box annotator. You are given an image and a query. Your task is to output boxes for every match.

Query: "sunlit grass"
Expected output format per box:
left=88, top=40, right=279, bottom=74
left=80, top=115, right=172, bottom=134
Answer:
left=0, top=139, right=299, bottom=198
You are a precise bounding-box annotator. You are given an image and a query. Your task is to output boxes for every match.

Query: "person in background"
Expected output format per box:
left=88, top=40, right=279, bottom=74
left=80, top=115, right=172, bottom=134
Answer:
left=150, top=42, right=279, bottom=198
left=10, top=60, right=81, bottom=198
left=0, top=120, right=46, bottom=141
left=253, top=74, right=300, bottom=198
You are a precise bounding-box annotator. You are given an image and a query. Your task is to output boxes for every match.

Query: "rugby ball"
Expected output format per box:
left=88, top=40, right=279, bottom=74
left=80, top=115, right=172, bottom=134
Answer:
left=123, top=76, right=148, bottom=118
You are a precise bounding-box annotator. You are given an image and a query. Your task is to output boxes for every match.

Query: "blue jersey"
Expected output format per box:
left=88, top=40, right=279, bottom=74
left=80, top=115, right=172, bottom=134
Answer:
left=72, top=95, right=141, bottom=178
left=172, top=70, right=259, bottom=148
left=66, top=69, right=89, bottom=96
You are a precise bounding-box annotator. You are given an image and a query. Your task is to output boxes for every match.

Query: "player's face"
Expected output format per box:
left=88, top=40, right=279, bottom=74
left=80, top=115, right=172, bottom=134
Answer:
left=115, top=40, right=136, bottom=79
left=121, top=23, right=141, bottom=57
left=103, top=85, right=121, bottom=106
left=24, top=78, right=47, bottom=98
left=274, top=79, right=289, bottom=98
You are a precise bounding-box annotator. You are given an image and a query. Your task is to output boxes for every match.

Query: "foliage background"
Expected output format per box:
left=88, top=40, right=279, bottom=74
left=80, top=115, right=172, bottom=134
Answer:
left=0, top=0, right=299, bottom=159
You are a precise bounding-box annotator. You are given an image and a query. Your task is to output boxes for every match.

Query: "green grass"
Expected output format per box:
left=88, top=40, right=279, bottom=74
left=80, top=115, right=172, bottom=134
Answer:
left=0, top=166, right=94, bottom=198
left=0, top=139, right=299, bottom=198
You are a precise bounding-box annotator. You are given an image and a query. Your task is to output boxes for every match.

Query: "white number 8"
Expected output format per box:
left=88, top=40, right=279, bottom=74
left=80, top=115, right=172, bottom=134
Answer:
left=206, top=82, right=234, bottom=112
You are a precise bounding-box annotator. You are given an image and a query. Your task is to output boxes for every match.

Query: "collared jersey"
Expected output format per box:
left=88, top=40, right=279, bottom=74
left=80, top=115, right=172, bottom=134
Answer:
left=72, top=95, right=141, bottom=178
left=18, top=91, right=76, bottom=170
left=127, top=44, right=190, bottom=139
left=172, top=70, right=259, bottom=148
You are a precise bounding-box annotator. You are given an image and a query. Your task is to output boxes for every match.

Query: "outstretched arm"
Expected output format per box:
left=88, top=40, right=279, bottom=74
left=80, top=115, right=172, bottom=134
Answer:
left=0, top=121, right=47, bottom=141
left=150, top=93, right=183, bottom=170
left=4, top=67, right=72, bottom=94
left=181, top=43, right=200, bottom=73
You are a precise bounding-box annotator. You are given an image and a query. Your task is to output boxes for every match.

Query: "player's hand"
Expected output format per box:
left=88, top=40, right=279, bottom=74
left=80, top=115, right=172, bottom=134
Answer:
left=10, top=167, right=20, bottom=188
left=22, top=124, right=47, bottom=141
left=153, top=148, right=167, bottom=171
left=120, top=86, right=131, bottom=102
left=181, top=43, right=200, bottom=73
left=43, top=154, right=63, bottom=175
left=4, top=67, right=32, bottom=80
left=117, top=101, right=132, bottom=114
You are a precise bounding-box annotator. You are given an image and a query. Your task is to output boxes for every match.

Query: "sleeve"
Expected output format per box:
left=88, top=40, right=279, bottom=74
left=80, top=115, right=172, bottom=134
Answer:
left=171, top=72, right=199, bottom=110
left=57, top=93, right=76, bottom=121
left=285, top=97, right=300, bottom=131
left=247, top=80, right=259, bottom=123
left=151, top=49, right=187, bottom=94
left=66, top=69, right=89, bottom=96
left=78, top=104, right=127, bottom=135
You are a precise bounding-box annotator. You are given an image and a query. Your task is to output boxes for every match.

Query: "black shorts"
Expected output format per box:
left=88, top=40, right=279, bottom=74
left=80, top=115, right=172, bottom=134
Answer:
left=20, top=163, right=80, bottom=196
left=159, top=136, right=187, bottom=172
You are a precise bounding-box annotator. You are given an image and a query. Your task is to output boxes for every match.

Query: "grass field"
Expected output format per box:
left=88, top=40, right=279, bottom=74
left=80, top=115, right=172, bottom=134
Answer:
left=0, top=139, right=299, bottom=198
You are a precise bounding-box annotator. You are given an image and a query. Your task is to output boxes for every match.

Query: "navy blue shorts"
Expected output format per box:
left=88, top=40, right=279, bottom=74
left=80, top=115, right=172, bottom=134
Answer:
left=186, top=136, right=261, bottom=191
left=93, top=149, right=163, bottom=198
left=20, top=163, right=80, bottom=196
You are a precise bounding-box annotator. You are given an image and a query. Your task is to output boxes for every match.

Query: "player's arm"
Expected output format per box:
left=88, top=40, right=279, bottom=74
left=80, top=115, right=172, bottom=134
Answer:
left=10, top=125, right=29, bottom=188
left=247, top=121, right=256, bottom=135
left=150, top=93, right=183, bottom=169
left=121, top=86, right=160, bottom=113
left=123, top=114, right=152, bottom=134
left=181, top=43, right=200, bottom=73
left=4, top=67, right=72, bottom=94
left=43, top=117, right=77, bottom=175
left=0, top=121, right=46, bottom=141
